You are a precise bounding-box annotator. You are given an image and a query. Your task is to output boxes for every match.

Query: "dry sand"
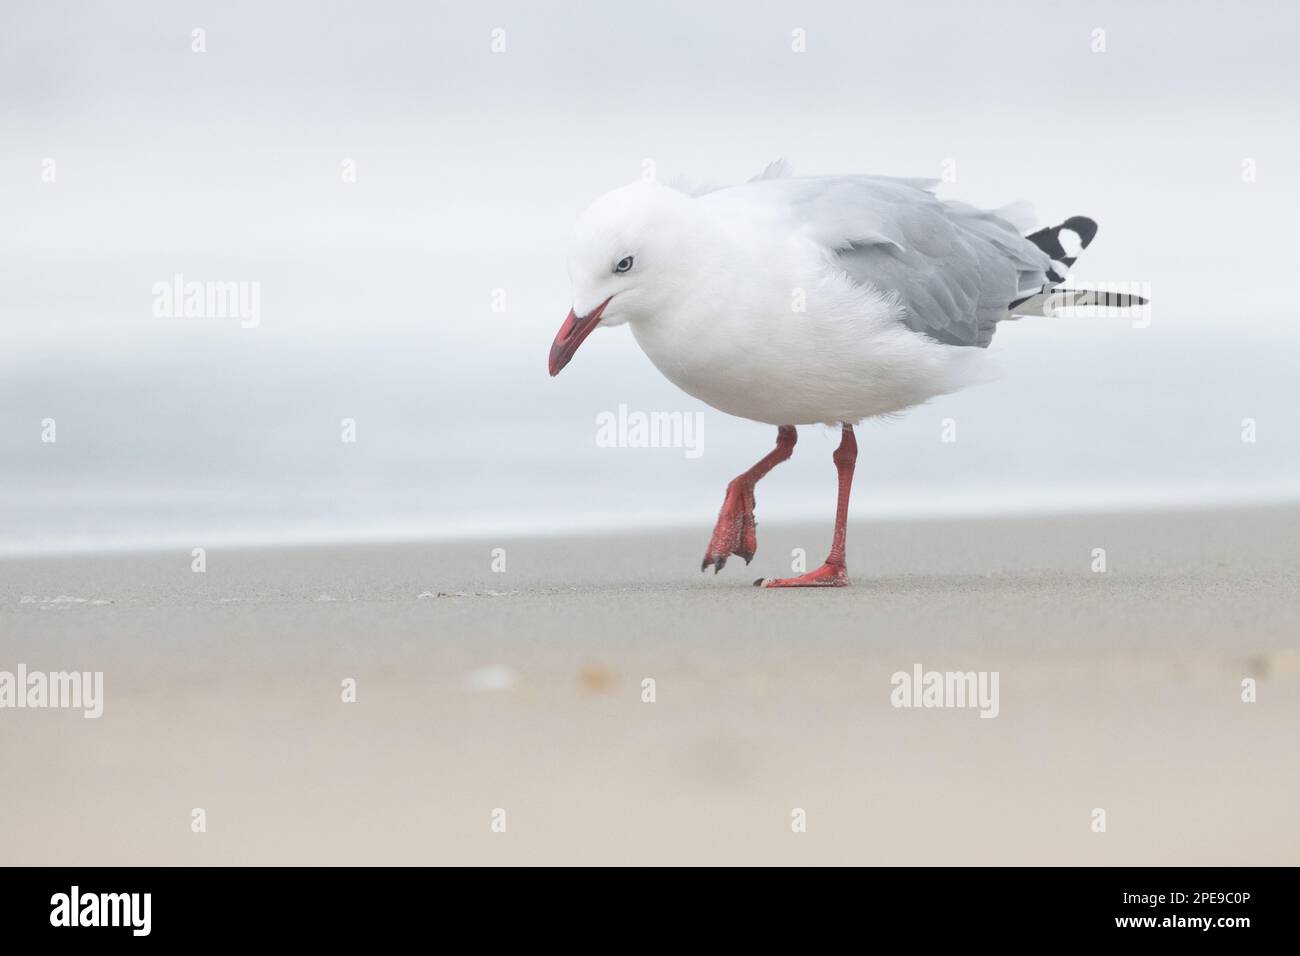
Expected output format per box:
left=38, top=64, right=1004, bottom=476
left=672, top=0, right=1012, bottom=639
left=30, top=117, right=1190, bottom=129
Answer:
left=2, top=506, right=1298, bottom=865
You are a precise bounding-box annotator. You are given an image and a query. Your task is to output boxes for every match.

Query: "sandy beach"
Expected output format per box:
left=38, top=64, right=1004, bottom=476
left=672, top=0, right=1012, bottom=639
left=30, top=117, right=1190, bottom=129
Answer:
left=2, top=505, right=1297, bottom=866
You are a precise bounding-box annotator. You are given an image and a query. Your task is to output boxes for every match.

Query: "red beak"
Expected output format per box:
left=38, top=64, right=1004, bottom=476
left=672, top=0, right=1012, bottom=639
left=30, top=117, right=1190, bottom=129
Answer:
left=549, top=297, right=612, bottom=377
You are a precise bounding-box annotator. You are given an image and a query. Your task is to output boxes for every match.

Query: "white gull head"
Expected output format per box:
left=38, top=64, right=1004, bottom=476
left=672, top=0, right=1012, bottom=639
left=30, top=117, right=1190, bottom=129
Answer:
left=549, top=181, right=706, bottom=375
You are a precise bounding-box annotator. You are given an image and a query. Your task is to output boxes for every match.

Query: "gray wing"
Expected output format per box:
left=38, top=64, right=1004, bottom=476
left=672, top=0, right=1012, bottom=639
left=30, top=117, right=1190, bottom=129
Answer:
left=718, top=173, right=1053, bottom=348
left=838, top=194, right=1052, bottom=348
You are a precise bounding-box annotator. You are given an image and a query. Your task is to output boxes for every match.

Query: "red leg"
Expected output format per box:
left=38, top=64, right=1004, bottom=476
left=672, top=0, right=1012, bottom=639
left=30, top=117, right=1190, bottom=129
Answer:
left=701, top=425, right=797, bottom=572
left=759, top=424, right=857, bottom=588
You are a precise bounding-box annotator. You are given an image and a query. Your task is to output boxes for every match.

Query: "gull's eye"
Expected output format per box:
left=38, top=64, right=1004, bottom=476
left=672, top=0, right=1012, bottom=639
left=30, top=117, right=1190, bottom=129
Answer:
left=614, top=255, right=634, bottom=274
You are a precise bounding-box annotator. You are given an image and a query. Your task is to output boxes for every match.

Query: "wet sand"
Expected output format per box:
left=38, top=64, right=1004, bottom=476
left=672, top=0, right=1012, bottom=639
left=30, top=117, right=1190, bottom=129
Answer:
left=2, top=506, right=1297, bottom=865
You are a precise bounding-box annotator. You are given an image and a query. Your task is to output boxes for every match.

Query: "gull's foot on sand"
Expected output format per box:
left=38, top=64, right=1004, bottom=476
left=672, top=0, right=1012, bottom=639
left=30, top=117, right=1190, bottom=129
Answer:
left=755, top=562, right=848, bottom=588
left=700, top=480, right=757, bottom=572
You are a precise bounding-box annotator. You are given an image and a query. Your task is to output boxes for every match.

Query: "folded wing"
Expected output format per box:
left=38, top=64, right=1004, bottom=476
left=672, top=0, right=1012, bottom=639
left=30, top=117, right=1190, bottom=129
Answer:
left=713, top=172, right=1054, bottom=348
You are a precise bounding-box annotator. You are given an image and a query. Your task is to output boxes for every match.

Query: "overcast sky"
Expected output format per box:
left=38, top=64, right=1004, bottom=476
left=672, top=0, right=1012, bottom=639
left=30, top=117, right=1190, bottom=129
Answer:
left=2, top=0, right=1298, bottom=552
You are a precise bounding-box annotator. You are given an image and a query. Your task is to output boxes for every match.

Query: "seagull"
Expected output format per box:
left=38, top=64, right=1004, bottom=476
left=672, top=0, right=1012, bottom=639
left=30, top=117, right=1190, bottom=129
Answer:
left=549, top=162, right=1144, bottom=587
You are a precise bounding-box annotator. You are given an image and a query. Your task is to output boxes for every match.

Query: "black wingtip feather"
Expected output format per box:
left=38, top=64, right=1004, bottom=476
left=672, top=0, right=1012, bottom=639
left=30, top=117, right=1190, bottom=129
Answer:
left=1024, top=214, right=1097, bottom=261
left=1059, top=215, right=1098, bottom=249
left=1025, top=216, right=1098, bottom=263
left=1024, top=215, right=1099, bottom=283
